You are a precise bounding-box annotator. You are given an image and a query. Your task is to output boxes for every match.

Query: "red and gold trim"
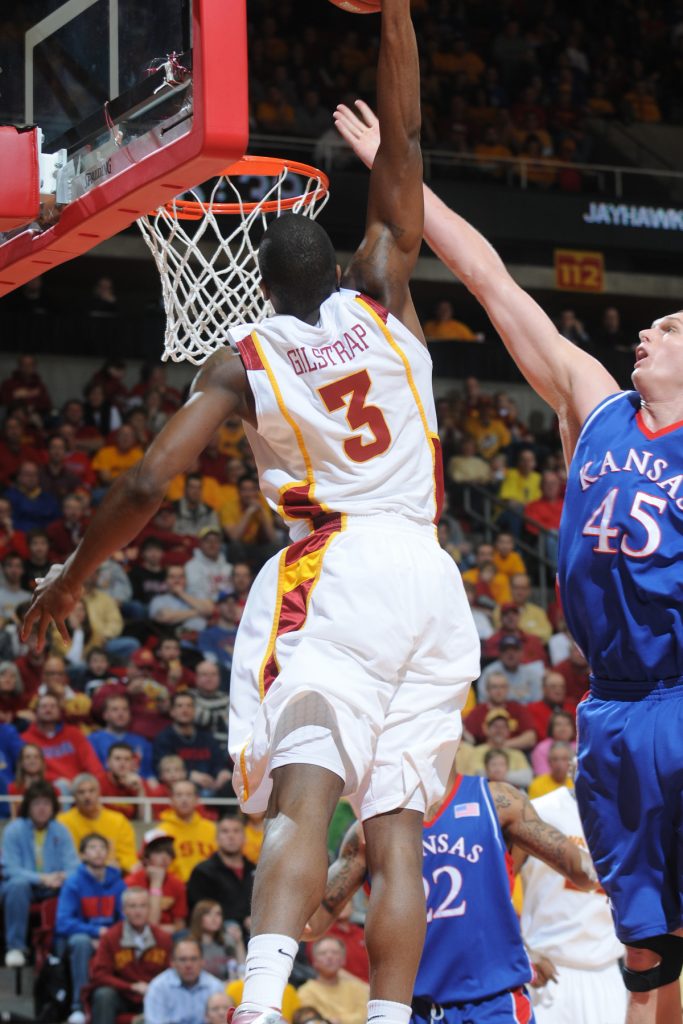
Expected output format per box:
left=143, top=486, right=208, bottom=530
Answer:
left=236, top=334, right=265, bottom=371
left=279, top=480, right=326, bottom=524
left=239, top=745, right=250, bottom=801
left=358, top=293, right=389, bottom=324
left=355, top=296, right=442, bottom=526
left=258, top=513, right=345, bottom=700
left=430, top=433, right=445, bottom=523
left=250, top=329, right=331, bottom=530
left=239, top=513, right=345, bottom=804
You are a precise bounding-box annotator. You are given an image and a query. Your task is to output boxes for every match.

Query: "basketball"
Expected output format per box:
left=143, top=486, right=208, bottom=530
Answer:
left=327, top=0, right=381, bottom=13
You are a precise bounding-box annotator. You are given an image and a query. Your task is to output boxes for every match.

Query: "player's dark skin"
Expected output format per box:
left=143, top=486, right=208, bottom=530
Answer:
left=22, top=0, right=427, bottom=1006
left=305, top=771, right=598, bottom=990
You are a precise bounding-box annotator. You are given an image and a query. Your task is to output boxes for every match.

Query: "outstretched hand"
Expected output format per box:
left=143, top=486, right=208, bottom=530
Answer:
left=21, top=564, right=81, bottom=652
left=333, top=100, right=381, bottom=170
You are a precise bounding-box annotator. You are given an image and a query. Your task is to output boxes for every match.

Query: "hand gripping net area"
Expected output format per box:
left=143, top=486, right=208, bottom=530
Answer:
left=137, top=156, right=330, bottom=364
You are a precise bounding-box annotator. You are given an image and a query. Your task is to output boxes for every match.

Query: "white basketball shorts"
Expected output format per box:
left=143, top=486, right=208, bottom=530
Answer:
left=531, top=961, right=627, bottom=1024
left=228, top=512, right=480, bottom=821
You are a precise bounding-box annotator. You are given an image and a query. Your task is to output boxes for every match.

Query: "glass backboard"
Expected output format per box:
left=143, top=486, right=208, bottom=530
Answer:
left=0, top=0, right=248, bottom=294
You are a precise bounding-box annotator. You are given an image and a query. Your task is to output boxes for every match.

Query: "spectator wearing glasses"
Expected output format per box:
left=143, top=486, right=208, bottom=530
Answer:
left=144, top=937, right=224, bottom=1024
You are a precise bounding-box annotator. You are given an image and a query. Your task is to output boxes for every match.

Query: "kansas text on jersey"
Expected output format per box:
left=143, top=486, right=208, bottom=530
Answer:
left=557, top=390, right=683, bottom=682
left=417, top=775, right=532, bottom=1004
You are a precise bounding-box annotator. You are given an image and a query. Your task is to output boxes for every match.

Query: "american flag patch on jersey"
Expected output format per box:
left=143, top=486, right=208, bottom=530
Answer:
left=454, top=803, right=480, bottom=818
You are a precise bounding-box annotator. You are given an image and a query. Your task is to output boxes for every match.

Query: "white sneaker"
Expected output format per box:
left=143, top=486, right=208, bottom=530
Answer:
left=67, top=1011, right=86, bottom=1024
left=4, top=949, right=26, bottom=968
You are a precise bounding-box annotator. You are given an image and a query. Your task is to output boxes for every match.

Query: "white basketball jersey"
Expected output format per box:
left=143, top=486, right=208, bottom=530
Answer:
left=520, top=787, right=623, bottom=968
left=228, top=288, right=443, bottom=541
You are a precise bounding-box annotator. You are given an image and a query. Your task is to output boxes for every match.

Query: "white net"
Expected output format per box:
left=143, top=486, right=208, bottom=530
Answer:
left=137, top=160, right=330, bottom=364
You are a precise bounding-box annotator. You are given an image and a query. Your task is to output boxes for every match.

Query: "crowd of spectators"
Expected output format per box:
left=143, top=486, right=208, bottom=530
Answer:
left=248, top=0, right=683, bottom=189
left=431, top=369, right=589, bottom=814
left=0, top=0, right=657, bottom=1017
left=0, top=350, right=594, bottom=1022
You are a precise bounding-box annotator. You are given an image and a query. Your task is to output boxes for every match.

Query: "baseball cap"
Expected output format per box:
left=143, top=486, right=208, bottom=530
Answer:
left=198, top=526, right=222, bottom=539
left=485, top=707, right=512, bottom=726
left=141, top=828, right=175, bottom=856
left=499, top=635, right=522, bottom=650
left=216, top=589, right=236, bottom=602
left=130, top=647, right=156, bottom=667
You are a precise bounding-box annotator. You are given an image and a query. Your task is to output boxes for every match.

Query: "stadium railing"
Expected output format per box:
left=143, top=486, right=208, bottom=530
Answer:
left=459, top=481, right=557, bottom=608
left=0, top=794, right=240, bottom=823
left=249, top=132, right=683, bottom=201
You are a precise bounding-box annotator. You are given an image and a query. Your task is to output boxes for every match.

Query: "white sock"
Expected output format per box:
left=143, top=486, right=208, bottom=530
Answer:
left=241, top=934, right=298, bottom=1011
left=367, top=999, right=412, bottom=1024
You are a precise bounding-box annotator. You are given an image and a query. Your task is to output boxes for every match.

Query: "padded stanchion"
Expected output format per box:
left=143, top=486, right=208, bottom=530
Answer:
left=0, top=126, right=40, bottom=231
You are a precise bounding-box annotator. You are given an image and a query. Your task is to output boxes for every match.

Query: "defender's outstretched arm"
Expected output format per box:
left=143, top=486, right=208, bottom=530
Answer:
left=335, top=101, right=620, bottom=457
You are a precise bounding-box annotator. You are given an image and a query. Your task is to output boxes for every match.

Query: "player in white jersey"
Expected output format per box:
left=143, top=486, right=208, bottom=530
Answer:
left=226, top=287, right=478, bottom=824
left=517, top=786, right=626, bottom=1024
left=21, top=7, right=479, bottom=1024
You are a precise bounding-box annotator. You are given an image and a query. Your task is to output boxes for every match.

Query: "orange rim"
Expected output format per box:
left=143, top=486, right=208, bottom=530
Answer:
left=157, top=155, right=330, bottom=219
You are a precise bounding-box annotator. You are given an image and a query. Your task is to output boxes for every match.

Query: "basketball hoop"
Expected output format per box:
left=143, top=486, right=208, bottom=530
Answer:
left=137, top=155, right=330, bottom=365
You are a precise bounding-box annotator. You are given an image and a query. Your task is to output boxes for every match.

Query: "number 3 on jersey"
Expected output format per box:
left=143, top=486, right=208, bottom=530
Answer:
left=318, top=369, right=391, bottom=463
left=583, top=488, right=666, bottom=557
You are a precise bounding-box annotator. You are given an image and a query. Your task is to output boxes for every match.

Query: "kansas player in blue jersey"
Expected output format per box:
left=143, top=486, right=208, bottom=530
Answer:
left=409, top=246, right=683, bottom=1024
left=334, top=100, right=683, bottom=1024
left=307, top=770, right=596, bottom=1024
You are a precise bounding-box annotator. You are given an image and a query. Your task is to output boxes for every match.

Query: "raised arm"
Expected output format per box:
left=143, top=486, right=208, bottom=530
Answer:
left=335, top=101, right=620, bottom=458
left=490, top=781, right=597, bottom=891
left=341, top=2, right=424, bottom=338
left=418, top=190, right=618, bottom=451
left=305, top=821, right=367, bottom=940
left=22, top=350, right=252, bottom=648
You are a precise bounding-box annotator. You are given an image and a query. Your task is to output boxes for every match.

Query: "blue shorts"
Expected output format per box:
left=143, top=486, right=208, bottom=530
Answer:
left=576, top=677, right=683, bottom=944
left=412, top=988, right=533, bottom=1024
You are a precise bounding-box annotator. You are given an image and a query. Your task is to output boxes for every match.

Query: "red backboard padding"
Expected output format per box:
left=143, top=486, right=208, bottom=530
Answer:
left=0, top=126, right=40, bottom=231
left=0, top=0, right=248, bottom=295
